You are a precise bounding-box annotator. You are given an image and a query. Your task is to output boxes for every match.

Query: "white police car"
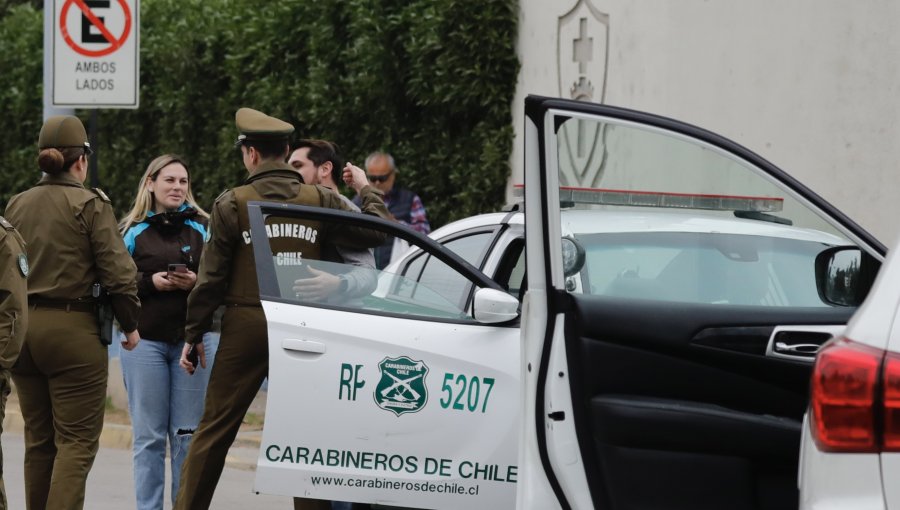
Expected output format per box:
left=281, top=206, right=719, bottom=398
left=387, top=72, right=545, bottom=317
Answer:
left=799, top=235, right=900, bottom=510
left=248, top=96, right=885, bottom=509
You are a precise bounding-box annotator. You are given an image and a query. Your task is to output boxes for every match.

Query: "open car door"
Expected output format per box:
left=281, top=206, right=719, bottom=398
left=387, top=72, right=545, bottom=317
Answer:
left=249, top=204, right=521, bottom=509
left=520, top=96, right=886, bottom=510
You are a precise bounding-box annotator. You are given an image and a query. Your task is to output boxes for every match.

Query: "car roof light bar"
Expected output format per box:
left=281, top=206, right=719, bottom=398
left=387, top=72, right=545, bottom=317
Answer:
left=512, top=185, right=783, bottom=213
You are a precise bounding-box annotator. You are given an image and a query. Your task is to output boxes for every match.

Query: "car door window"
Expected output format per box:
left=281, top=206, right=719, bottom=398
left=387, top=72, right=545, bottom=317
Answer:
left=397, top=231, right=495, bottom=310
left=493, top=239, right=526, bottom=299
left=251, top=214, right=498, bottom=323
left=579, top=232, right=832, bottom=306
left=444, top=232, right=494, bottom=267
left=554, top=114, right=879, bottom=307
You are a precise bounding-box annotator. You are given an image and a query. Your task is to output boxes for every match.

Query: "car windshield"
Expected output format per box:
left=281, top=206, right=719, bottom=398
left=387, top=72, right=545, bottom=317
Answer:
left=576, top=231, right=835, bottom=307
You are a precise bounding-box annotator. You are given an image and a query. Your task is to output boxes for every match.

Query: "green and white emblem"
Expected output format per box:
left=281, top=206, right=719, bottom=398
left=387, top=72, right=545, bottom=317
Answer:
left=374, top=356, right=429, bottom=416
left=17, top=253, right=28, bottom=277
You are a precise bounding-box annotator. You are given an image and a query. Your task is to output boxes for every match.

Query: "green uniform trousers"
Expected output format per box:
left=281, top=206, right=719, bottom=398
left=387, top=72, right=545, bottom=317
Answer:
left=11, top=308, right=106, bottom=510
left=0, top=370, right=10, bottom=510
left=175, top=306, right=329, bottom=510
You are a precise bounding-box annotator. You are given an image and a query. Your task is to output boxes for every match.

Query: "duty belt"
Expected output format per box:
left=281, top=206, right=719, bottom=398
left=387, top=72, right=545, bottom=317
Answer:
left=30, top=299, right=96, bottom=313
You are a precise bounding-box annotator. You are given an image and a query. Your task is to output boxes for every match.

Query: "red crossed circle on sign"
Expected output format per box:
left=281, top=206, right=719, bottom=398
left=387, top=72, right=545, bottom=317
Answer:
left=60, top=0, right=132, bottom=58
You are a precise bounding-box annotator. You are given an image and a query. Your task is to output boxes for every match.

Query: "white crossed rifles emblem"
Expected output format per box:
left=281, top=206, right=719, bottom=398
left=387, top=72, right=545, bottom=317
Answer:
left=380, top=372, right=424, bottom=401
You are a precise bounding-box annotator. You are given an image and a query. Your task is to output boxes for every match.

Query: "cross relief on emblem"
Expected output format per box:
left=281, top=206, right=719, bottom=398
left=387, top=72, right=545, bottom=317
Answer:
left=569, top=17, right=596, bottom=103
left=573, top=18, right=593, bottom=74
left=557, top=0, right=610, bottom=184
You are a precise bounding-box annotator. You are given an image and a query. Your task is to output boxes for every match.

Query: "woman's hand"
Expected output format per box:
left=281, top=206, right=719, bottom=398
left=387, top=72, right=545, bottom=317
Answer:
left=167, top=269, right=198, bottom=291
left=121, top=330, right=140, bottom=351
left=180, top=341, right=206, bottom=375
left=152, top=271, right=178, bottom=291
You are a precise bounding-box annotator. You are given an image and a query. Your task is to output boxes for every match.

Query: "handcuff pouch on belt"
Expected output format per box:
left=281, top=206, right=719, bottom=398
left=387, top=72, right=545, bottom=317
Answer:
left=92, top=283, right=114, bottom=346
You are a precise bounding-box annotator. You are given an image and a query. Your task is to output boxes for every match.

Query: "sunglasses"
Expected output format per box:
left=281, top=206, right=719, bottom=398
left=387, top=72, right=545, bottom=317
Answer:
left=367, top=172, right=392, bottom=183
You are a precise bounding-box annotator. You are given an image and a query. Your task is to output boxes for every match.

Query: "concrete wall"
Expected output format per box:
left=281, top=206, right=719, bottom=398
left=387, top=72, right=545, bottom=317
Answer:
left=513, top=0, right=900, bottom=245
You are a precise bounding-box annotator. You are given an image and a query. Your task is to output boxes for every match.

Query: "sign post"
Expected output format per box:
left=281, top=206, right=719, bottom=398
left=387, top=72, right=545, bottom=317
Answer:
left=43, top=0, right=73, bottom=120
left=52, top=0, right=139, bottom=109
left=49, top=0, right=139, bottom=188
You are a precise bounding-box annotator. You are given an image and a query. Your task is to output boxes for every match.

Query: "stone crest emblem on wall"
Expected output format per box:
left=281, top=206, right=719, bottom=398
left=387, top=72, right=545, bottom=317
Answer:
left=557, top=0, right=610, bottom=188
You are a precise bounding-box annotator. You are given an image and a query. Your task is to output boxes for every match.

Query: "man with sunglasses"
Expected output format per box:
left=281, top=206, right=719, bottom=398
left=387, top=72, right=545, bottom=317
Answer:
left=358, top=152, right=431, bottom=269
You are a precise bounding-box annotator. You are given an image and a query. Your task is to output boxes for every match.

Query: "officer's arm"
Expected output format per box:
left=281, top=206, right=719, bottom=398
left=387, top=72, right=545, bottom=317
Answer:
left=0, top=230, right=28, bottom=370
left=84, top=198, right=141, bottom=333
left=185, top=194, right=237, bottom=344
left=323, top=186, right=389, bottom=249
left=334, top=245, right=378, bottom=297
left=355, top=185, right=390, bottom=220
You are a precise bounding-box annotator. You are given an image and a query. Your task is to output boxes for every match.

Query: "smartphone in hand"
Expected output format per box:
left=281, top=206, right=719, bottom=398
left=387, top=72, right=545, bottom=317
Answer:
left=186, top=343, right=199, bottom=368
left=167, top=263, right=187, bottom=279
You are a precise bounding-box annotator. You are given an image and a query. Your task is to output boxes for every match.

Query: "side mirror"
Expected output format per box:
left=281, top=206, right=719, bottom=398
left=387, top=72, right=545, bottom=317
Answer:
left=815, top=246, right=865, bottom=307
left=473, top=288, right=520, bottom=324
left=562, top=236, right=586, bottom=277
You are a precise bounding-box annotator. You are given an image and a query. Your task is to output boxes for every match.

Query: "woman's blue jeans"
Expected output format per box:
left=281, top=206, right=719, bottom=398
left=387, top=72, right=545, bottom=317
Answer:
left=121, top=333, right=219, bottom=510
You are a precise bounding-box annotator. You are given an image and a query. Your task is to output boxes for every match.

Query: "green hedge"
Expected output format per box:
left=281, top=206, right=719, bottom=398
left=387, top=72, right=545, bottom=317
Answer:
left=0, top=5, right=45, bottom=198
left=0, top=0, right=519, bottom=228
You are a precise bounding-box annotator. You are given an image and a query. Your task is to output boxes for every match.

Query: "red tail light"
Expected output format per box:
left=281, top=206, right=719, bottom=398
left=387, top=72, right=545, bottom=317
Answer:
left=882, top=352, right=900, bottom=450
left=811, top=338, right=882, bottom=452
left=811, top=337, right=900, bottom=453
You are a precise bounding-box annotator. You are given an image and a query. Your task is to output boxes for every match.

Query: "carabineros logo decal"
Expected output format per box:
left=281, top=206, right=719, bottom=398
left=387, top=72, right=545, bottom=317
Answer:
left=374, top=356, right=429, bottom=416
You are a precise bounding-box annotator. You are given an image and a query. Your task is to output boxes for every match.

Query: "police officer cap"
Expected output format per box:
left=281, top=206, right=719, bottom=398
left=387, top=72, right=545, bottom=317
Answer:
left=38, top=115, right=93, bottom=155
left=234, top=108, right=294, bottom=146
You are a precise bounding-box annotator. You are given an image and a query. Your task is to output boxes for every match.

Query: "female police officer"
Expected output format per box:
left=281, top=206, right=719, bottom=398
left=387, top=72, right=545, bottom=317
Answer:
left=5, top=115, right=141, bottom=510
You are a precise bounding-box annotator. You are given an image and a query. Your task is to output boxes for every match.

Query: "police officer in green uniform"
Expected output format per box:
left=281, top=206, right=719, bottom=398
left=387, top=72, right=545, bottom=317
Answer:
left=5, top=115, right=141, bottom=510
left=175, top=108, right=388, bottom=510
left=0, top=217, right=28, bottom=510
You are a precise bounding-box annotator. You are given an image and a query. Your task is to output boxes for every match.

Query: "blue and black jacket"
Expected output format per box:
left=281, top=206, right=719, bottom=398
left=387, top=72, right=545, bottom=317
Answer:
left=122, top=205, right=208, bottom=343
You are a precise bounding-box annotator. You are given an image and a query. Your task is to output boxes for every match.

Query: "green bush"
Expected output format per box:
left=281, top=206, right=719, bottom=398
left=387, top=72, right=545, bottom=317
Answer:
left=0, top=5, right=44, bottom=199
left=0, top=1, right=519, bottom=228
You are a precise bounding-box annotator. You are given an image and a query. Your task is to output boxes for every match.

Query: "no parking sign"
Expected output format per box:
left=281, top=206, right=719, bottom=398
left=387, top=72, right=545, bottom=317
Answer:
left=52, top=0, right=139, bottom=108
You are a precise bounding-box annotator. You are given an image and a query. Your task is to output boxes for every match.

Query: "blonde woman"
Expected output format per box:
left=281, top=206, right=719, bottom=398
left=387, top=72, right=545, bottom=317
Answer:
left=119, top=154, right=218, bottom=510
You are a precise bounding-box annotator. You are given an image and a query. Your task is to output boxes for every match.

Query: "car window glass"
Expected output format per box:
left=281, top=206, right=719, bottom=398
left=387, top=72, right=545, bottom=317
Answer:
left=443, top=232, right=493, bottom=267
left=413, top=233, right=492, bottom=309
left=509, top=252, right=526, bottom=297
left=579, top=232, right=827, bottom=306
left=256, top=215, right=483, bottom=323
left=557, top=117, right=847, bottom=237
left=554, top=115, right=871, bottom=307
left=493, top=240, right=526, bottom=299
left=400, top=251, right=427, bottom=282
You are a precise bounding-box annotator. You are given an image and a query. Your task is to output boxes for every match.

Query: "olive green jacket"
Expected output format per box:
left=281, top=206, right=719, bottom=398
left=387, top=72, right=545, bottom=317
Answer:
left=5, top=172, right=140, bottom=332
left=0, top=217, right=28, bottom=369
left=184, top=161, right=389, bottom=343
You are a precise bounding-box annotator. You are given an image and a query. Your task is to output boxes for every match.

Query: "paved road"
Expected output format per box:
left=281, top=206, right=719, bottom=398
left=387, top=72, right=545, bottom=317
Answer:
left=1, top=432, right=293, bottom=509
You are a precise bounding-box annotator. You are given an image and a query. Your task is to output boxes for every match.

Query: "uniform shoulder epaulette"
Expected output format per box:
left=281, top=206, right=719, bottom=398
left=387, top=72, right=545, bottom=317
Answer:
left=91, top=187, right=111, bottom=203
left=0, top=216, right=14, bottom=231
left=214, top=189, right=231, bottom=204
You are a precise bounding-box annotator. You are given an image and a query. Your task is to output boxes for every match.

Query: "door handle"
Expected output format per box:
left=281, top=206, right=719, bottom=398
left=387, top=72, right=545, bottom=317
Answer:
left=282, top=338, right=326, bottom=354
left=766, top=325, right=844, bottom=362
left=774, top=342, right=821, bottom=355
